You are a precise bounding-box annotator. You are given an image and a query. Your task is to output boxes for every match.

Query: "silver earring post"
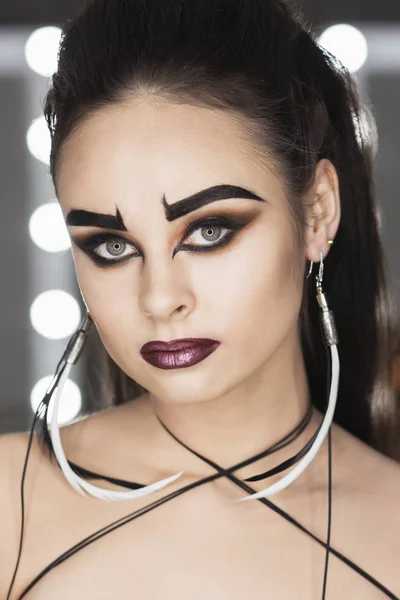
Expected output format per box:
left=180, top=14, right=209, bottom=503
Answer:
left=317, top=251, right=324, bottom=285
left=306, top=251, right=324, bottom=281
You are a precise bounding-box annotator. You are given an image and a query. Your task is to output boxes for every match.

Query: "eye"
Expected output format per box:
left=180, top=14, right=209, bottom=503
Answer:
left=181, top=218, right=234, bottom=249
left=93, top=237, right=136, bottom=261
left=174, top=214, right=248, bottom=255
left=71, top=232, right=138, bottom=267
left=73, top=213, right=251, bottom=267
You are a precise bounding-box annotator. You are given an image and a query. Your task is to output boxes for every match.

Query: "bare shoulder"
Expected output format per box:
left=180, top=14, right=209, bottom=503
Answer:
left=333, top=418, right=400, bottom=498
left=0, top=431, right=46, bottom=597
left=0, top=430, right=41, bottom=517
left=0, top=429, right=48, bottom=521
left=329, top=421, right=400, bottom=596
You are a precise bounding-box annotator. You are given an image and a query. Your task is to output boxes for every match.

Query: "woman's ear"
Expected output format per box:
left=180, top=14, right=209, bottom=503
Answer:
left=304, top=158, right=341, bottom=263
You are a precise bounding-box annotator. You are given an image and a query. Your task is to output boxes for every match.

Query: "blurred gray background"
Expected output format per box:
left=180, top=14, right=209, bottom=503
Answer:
left=0, top=0, right=399, bottom=435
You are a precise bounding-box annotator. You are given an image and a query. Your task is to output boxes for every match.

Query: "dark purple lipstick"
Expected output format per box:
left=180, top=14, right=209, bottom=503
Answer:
left=140, top=338, right=220, bottom=370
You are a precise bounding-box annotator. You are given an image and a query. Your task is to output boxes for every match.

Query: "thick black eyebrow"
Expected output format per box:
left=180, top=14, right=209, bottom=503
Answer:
left=65, top=184, right=266, bottom=230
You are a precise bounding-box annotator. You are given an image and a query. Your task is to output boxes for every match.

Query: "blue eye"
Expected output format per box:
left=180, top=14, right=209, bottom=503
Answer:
left=72, top=213, right=250, bottom=268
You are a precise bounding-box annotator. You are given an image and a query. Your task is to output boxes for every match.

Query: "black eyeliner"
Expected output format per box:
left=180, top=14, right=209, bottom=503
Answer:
left=72, top=232, right=136, bottom=268
left=71, top=211, right=254, bottom=268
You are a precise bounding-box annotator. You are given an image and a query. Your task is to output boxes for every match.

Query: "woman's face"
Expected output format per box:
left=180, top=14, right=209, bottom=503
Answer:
left=57, top=97, right=306, bottom=405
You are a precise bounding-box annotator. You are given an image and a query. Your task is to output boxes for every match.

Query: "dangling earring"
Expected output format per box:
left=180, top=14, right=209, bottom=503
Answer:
left=236, top=246, right=340, bottom=502
left=44, top=310, right=185, bottom=501
left=307, top=239, right=334, bottom=279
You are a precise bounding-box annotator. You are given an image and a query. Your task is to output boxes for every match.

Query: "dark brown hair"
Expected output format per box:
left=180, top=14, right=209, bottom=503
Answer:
left=39, top=0, right=399, bottom=459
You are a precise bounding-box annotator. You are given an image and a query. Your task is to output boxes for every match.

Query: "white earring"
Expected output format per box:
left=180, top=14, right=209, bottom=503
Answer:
left=236, top=248, right=339, bottom=502
left=46, top=313, right=185, bottom=501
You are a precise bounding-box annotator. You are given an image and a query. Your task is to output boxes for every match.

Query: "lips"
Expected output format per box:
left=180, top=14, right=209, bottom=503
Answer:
left=140, top=338, right=220, bottom=370
left=140, top=338, right=219, bottom=353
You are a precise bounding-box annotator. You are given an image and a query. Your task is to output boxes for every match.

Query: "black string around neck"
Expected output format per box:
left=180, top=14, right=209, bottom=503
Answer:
left=68, top=401, right=314, bottom=489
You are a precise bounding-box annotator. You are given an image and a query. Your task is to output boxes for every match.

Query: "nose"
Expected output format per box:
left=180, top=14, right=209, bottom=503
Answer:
left=139, top=256, right=193, bottom=322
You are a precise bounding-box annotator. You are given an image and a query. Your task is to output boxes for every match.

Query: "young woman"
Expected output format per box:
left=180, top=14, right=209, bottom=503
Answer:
left=2, top=0, right=400, bottom=598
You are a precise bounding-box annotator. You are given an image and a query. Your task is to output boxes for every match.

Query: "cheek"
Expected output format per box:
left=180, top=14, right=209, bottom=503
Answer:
left=70, top=251, right=128, bottom=350
left=204, top=224, right=303, bottom=363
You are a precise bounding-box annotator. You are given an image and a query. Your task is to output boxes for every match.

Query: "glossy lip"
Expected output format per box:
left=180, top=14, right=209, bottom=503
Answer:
left=140, top=338, right=219, bottom=353
left=140, top=342, right=220, bottom=370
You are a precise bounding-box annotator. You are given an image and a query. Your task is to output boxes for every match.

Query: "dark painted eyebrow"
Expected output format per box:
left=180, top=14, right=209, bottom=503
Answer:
left=65, top=184, right=266, bottom=231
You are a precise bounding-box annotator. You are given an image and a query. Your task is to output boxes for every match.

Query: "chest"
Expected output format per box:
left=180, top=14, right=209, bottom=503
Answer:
left=10, top=481, right=388, bottom=600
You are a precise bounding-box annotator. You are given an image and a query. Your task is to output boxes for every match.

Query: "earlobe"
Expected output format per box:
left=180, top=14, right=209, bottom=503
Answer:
left=306, top=239, right=334, bottom=265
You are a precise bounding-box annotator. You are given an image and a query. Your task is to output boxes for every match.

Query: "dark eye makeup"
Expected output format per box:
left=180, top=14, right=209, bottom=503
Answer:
left=71, top=211, right=255, bottom=268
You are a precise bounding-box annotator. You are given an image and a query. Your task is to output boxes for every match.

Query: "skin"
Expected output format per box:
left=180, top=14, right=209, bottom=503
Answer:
left=56, top=94, right=341, bottom=480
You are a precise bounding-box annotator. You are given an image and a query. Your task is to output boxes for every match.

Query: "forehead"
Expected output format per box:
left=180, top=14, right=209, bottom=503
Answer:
left=56, top=96, right=283, bottom=209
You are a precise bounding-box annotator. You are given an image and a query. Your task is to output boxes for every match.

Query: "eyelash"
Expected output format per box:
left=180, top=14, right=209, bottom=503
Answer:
left=74, top=214, right=248, bottom=268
